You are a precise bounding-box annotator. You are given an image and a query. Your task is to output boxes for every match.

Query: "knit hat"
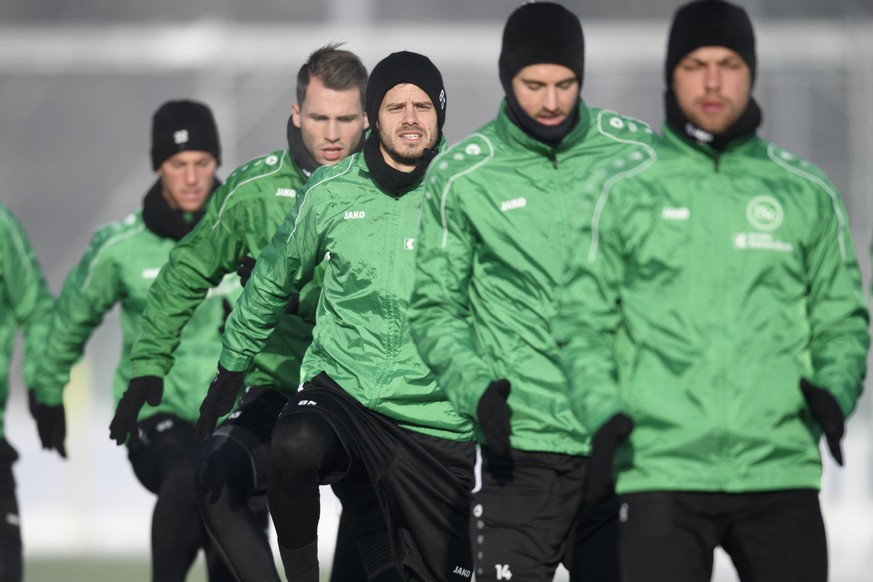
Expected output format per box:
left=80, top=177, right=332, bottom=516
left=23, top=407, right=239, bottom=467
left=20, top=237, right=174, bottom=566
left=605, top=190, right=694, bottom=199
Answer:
left=150, top=100, right=221, bottom=170
left=499, top=2, right=585, bottom=93
left=665, top=0, right=757, bottom=85
left=365, top=51, right=447, bottom=131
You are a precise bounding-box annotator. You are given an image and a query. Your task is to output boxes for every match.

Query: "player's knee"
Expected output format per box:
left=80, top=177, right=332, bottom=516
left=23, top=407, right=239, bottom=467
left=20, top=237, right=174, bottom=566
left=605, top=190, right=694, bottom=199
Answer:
left=195, top=434, right=255, bottom=510
left=270, top=415, right=335, bottom=483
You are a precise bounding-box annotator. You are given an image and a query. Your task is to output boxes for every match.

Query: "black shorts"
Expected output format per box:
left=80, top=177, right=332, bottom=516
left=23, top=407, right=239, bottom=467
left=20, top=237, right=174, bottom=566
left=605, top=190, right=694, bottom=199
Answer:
left=212, top=386, right=287, bottom=493
left=127, top=413, right=200, bottom=494
left=619, top=489, right=827, bottom=582
left=472, top=447, right=619, bottom=582
left=220, top=386, right=288, bottom=444
left=278, top=372, right=476, bottom=582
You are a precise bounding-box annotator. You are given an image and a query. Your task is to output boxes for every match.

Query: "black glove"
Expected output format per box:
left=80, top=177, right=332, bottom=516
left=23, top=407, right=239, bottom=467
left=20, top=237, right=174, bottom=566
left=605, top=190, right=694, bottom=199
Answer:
left=28, top=391, right=67, bottom=458
left=237, top=255, right=256, bottom=287
left=477, top=380, right=512, bottom=456
left=800, top=378, right=845, bottom=466
left=194, top=364, right=246, bottom=442
left=109, top=376, right=164, bottom=446
left=584, top=413, right=634, bottom=503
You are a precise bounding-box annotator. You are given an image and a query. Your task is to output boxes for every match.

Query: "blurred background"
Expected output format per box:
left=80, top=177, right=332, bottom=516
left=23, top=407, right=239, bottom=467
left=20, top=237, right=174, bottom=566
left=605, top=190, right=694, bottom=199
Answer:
left=2, top=0, right=872, bottom=580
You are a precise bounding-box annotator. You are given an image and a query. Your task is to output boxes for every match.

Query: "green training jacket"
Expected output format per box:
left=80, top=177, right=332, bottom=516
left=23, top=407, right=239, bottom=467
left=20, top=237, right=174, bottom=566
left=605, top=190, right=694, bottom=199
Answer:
left=409, top=101, right=659, bottom=455
left=554, top=125, right=870, bottom=493
left=0, top=203, right=53, bottom=439
left=130, top=149, right=315, bottom=396
left=220, top=146, right=474, bottom=442
left=33, top=210, right=236, bottom=423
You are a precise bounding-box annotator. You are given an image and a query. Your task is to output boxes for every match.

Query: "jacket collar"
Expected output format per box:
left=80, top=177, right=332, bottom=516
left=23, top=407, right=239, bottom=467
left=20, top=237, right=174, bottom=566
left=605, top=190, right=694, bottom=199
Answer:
left=496, top=98, right=591, bottom=157
left=662, top=123, right=758, bottom=162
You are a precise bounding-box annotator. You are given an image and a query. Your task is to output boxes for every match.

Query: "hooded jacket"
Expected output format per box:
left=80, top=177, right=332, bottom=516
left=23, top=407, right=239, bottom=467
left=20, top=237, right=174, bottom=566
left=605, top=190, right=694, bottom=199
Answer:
left=555, top=125, right=869, bottom=492
left=220, top=143, right=473, bottom=441
left=33, top=181, right=236, bottom=423
left=409, top=100, right=659, bottom=455
left=0, top=204, right=53, bottom=438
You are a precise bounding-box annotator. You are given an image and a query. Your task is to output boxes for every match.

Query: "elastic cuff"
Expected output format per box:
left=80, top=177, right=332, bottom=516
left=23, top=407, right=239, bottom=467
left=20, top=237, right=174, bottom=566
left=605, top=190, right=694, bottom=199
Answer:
left=130, top=359, right=170, bottom=379
left=33, top=387, right=63, bottom=407
left=218, top=350, right=251, bottom=374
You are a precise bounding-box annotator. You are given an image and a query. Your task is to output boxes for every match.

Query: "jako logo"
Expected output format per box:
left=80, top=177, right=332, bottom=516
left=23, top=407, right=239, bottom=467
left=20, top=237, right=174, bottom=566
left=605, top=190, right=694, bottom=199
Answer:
left=661, top=207, right=690, bottom=220
left=404, top=238, right=415, bottom=250
left=156, top=419, right=174, bottom=433
left=452, top=566, right=471, bottom=578
left=173, top=129, right=190, bottom=144
left=684, top=122, right=713, bottom=143
left=344, top=211, right=366, bottom=220
left=500, top=198, right=526, bottom=212
left=276, top=188, right=296, bottom=198
left=298, top=400, right=317, bottom=406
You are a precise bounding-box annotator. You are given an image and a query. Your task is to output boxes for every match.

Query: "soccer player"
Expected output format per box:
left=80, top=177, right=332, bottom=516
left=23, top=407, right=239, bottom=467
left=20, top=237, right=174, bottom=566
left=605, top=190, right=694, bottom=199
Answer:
left=0, top=203, right=54, bottom=581
left=408, top=3, right=658, bottom=581
left=33, top=100, right=234, bottom=581
left=110, top=45, right=384, bottom=581
left=199, top=51, right=474, bottom=582
left=554, top=2, right=870, bottom=581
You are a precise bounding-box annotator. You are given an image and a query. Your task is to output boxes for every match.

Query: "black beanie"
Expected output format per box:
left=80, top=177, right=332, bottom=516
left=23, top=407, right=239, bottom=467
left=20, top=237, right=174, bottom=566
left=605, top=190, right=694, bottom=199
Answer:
left=665, top=0, right=756, bottom=85
left=150, top=99, right=221, bottom=170
left=498, top=2, right=585, bottom=93
left=366, top=51, right=446, bottom=131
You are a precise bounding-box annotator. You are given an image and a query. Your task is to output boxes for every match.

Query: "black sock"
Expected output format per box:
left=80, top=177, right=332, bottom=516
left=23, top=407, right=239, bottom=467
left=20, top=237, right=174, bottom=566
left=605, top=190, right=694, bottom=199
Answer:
left=279, top=538, right=319, bottom=582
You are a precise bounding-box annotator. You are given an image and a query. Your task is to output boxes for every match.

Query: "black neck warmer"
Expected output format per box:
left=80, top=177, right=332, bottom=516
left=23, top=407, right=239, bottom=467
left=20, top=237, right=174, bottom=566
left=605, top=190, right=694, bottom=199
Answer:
left=504, top=93, right=581, bottom=148
left=363, top=131, right=438, bottom=196
left=286, top=116, right=321, bottom=178
left=142, top=178, right=217, bottom=241
left=665, top=89, right=762, bottom=151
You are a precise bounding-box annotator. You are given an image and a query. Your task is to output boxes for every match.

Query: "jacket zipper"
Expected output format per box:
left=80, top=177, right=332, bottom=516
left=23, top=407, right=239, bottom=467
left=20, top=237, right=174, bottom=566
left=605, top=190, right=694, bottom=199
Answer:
left=548, top=150, right=558, bottom=169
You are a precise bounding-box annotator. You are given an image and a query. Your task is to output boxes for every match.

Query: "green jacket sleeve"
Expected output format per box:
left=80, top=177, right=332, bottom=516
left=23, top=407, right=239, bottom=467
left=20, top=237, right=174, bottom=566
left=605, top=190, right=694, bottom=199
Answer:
left=35, top=226, right=124, bottom=405
left=552, top=184, right=626, bottom=434
left=0, top=207, right=53, bottom=391
left=219, top=185, right=322, bottom=372
left=804, top=175, right=870, bottom=417
left=130, top=191, right=246, bottom=378
left=408, top=167, right=494, bottom=420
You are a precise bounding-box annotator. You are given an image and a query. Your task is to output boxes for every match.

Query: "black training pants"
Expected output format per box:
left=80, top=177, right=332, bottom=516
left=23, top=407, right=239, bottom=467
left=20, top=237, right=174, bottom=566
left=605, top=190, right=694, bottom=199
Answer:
left=619, top=489, right=828, bottom=582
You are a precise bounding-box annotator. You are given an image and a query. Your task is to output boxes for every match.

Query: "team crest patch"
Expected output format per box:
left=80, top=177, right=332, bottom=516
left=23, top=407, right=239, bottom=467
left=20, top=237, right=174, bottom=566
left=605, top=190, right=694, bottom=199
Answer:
left=746, top=196, right=783, bottom=232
